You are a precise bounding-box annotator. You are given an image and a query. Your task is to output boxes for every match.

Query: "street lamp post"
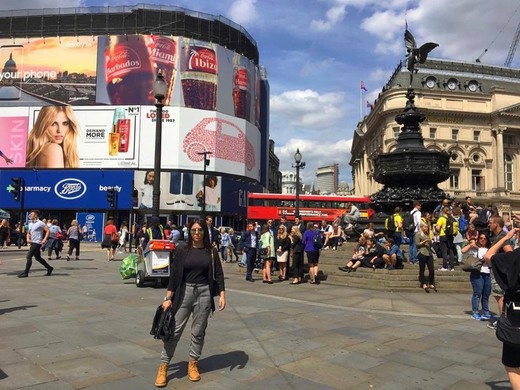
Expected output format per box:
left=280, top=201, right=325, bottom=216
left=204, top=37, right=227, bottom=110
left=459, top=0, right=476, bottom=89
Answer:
left=197, top=151, right=212, bottom=215
left=152, top=72, right=168, bottom=218
left=292, top=149, right=305, bottom=219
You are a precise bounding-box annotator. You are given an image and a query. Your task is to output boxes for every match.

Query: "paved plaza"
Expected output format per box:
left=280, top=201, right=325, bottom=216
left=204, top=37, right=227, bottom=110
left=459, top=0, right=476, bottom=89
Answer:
left=0, top=242, right=512, bottom=389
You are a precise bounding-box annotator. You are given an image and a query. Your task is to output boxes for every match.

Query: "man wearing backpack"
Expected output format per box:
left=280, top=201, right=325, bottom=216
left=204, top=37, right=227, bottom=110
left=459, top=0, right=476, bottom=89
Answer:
left=385, top=207, right=403, bottom=247
left=407, top=202, right=422, bottom=264
left=435, top=207, right=457, bottom=271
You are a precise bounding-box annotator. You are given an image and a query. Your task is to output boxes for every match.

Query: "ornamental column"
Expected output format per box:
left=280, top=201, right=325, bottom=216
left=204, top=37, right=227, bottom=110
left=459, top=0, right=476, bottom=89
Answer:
left=494, top=127, right=506, bottom=190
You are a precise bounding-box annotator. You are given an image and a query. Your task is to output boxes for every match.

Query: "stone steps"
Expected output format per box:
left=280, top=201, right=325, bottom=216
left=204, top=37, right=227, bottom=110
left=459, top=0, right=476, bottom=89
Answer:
left=229, top=243, right=473, bottom=293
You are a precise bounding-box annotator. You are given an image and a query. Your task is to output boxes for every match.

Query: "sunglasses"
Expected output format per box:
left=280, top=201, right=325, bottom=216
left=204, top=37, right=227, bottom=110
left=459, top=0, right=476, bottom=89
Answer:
left=191, top=228, right=204, bottom=233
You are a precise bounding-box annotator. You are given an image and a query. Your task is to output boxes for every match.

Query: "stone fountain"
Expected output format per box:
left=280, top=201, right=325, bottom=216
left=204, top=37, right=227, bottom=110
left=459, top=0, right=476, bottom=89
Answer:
left=370, top=29, right=450, bottom=212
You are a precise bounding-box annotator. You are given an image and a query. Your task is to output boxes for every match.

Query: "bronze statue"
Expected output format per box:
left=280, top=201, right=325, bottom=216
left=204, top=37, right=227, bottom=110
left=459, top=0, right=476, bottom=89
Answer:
left=405, top=29, right=438, bottom=86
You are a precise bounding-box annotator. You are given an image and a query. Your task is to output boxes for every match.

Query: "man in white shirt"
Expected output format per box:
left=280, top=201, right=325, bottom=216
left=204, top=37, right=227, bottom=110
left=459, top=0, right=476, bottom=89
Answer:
left=18, top=210, right=53, bottom=278
left=408, top=202, right=422, bottom=264
left=343, top=203, right=360, bottom=230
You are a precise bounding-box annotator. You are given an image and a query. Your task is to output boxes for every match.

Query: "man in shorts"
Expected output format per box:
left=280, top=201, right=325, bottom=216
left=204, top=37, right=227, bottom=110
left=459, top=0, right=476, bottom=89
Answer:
left=487, top=215, right=513, bottom=329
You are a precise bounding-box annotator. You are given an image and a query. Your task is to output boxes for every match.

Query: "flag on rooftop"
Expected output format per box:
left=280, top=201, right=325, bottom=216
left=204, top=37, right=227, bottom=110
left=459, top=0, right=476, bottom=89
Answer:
left=360, top=81, right=367, bottom=91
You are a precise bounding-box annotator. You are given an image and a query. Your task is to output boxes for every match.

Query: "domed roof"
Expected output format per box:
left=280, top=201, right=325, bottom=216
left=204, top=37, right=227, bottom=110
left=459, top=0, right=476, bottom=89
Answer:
left=3, top=53, right=17, bottom=70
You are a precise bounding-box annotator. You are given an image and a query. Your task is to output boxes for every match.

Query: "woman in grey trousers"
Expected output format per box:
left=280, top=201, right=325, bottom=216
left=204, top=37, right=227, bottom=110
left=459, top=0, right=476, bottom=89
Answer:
left=154, top=218, right=226, bottom=388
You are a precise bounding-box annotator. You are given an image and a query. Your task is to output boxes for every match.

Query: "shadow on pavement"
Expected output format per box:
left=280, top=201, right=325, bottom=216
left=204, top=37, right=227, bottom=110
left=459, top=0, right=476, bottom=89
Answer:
left=168, top=351, right=249, bottom=379
left=0, top=304, right=38, bottom=315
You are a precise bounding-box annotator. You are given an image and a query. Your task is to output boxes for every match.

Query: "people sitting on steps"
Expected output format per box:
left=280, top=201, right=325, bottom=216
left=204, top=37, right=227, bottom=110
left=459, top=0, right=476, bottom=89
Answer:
left=338, top=235, right=366, bottom=272
left=382, top=237, right=404, bottom=270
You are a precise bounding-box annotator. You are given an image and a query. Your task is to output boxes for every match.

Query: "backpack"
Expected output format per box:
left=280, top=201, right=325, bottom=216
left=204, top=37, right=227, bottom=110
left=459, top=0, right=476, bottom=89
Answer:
left=475, top=209, right=490, bottom=227
left=402, top=210, right=418, bottom=233
left=444, top=216, right=459, bottom=237
left=458, top=215, right=468, bottom=234
left=385, top=215, right=396, bottom=232
left=313, top=232, right=323, bottom=249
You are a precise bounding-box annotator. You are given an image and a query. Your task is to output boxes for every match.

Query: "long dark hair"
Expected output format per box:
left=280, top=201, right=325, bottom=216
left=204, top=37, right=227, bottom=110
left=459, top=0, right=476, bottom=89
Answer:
left=187, top=218, right=211, bottom=250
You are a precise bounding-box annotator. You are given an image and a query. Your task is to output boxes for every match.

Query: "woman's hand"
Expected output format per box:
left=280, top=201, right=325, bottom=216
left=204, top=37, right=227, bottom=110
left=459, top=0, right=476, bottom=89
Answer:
left=162, top=299, right=172, bottom=311
left=218, top=293, right=226, bottom=311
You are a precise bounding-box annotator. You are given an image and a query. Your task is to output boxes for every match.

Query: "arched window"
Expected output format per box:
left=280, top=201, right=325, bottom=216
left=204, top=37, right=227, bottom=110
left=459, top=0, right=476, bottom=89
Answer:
left=505, top=154, right=513, bottom=191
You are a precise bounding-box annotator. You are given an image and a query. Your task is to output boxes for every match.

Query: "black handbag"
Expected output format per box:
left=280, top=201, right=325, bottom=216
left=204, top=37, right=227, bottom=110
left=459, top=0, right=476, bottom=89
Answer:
left=150, top=304, right=175, bottom=341
left=496, top=314, right=520, bottom=347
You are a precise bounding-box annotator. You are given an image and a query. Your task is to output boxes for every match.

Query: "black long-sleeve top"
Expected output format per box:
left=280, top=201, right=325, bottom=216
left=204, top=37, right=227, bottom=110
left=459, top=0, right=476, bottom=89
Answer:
left=274, top=235, right=291, bottom=253
left=167, top=246, right=225, bottom=313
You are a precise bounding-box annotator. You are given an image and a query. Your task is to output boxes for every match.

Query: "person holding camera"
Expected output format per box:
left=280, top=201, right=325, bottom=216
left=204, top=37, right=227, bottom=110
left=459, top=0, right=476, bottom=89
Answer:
left=483, top=227, right=520, bottom=390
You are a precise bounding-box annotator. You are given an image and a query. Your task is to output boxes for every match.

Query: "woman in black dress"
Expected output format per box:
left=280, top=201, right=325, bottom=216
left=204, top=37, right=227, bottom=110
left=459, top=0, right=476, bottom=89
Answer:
left=289, top=225, right=304, bottom=284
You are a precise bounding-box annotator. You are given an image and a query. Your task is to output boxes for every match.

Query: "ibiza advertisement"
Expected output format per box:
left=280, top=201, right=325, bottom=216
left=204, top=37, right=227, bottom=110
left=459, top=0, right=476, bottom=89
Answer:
left=95, top=35, right=258, bottom=124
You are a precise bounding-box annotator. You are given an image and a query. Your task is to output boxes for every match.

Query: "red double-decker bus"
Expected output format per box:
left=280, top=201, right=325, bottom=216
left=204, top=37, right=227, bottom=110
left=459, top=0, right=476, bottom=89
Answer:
left=247, top=193, right=373, bottom=223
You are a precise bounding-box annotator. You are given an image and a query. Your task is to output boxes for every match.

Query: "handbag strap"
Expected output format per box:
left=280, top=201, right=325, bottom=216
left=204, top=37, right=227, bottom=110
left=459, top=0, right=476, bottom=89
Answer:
left=211, top=248, right=216, bottom=281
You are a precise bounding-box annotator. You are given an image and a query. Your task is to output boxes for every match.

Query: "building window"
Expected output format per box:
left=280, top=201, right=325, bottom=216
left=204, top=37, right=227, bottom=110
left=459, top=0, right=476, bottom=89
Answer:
left=393, top=127, right=400, bottom=139
left=472, top=169, right=484, bottom=191
left=429, top=128, right=436, bottom=139
left=473, top=130, right=480, bottom=141
left=505, top=134, right=515, bottom=145
left=452, top=129, right=459, bottom=140
left=505, top=154, right=513, bottom=191
left=449, top=169, right=460, bottom=189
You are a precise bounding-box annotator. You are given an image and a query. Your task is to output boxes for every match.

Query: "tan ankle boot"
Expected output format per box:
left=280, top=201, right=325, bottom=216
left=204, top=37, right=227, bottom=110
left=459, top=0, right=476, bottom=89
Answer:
left=155, top=363, right=168, bottom=387
left=188, top=360, right=201, bottom=382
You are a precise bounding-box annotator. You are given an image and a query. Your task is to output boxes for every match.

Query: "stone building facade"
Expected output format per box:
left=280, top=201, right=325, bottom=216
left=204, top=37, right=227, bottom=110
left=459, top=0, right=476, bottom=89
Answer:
left=351, top=58, right=520, bottom=219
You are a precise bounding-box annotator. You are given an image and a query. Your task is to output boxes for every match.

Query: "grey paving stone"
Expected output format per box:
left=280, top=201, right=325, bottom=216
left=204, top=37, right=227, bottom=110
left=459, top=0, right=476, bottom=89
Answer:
left=0, top=245, right=512, bottom=389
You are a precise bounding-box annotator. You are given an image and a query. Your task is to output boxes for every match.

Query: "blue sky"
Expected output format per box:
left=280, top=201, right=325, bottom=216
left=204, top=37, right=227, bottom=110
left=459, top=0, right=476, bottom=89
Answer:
left=2, top=0, right=520, bottom=188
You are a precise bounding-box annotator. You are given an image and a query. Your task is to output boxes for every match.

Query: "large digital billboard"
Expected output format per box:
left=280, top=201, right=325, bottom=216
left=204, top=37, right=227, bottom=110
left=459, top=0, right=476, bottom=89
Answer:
left=0, top=105, right=259, bottom=180
left=0, top=34, right=263, bottom=182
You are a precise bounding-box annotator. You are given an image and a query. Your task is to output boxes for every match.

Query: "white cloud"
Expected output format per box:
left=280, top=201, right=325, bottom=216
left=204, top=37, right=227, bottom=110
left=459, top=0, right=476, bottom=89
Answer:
left=311, top=4, right=347, bottom=32
left=275, top=138, right=353, bottom=184
left=270, top=89, right=345, bottom=128
left=228, top=0, right=258, bottom=26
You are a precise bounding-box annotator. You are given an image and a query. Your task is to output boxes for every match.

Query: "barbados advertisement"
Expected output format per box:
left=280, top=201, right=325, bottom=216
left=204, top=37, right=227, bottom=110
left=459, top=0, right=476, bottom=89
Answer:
left=0, top=35, right=258, bottom=124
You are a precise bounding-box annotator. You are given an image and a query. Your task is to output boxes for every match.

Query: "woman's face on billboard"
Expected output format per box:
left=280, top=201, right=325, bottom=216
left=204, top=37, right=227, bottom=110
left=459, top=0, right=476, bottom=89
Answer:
left=47, top=111, right=70, bottom=144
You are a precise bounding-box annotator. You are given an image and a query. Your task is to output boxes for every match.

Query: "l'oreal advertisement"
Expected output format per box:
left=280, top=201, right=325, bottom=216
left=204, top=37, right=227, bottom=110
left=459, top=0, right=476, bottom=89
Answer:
left=27, top=105, right=140, bottom=168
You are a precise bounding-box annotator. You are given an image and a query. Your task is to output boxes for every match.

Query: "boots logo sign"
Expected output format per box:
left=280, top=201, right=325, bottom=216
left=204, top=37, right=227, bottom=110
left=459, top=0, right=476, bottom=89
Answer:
left=54, top=178, right=87, bottom=200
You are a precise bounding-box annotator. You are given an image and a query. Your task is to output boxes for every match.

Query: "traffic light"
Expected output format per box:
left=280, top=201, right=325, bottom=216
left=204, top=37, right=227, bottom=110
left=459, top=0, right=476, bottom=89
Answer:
left=106, top=188, right=115, bottom=208
left=10, top=177, right=22, bottom=201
